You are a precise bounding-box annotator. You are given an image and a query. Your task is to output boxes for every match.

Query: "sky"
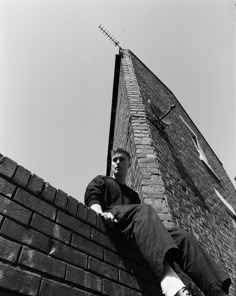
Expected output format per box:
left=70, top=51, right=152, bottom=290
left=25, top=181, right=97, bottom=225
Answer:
left=0, top=0, right=235, bottom=203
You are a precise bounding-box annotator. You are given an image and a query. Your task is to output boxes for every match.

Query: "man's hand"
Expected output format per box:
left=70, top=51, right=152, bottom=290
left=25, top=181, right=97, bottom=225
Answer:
left=101, top=212, right=117, bottom=223
left=90, top=204, right=103, bottom=214
left=90, top=204, right=117, bottom=223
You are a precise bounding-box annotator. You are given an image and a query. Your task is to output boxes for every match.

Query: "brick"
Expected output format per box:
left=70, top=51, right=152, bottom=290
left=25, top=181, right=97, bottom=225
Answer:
left=66, top=264, right=86, bottom=286
left=66, top=195, right=78, bottom=216
left=157, top=212, right=172, bottom=221
left=0, top=236, right=21, bottom=263
left=86, top=271, right=102, bottom=292
left=146, top=168, right=160, bottom=174
left=87, top=208, right=97, bottom=227
left=77, top=202, right=88, bottom=222
left=14, top=188, right=56, bottom=220
left=50, top=240, right=87, bottom=269
left=0, top=195, right=32, bottom=224
left=0, top=157, right=17, bottom=179
left=66, top=265, right=101, bottom=292
left=13, top=166, right=31, bottom=188
left=39, top=278, right=83, bottom=296
left=119, top=269, right=140, bottom=289
left=56, top=210, right=90, bottom=238
left=27, top=174, right=44, bottom=196
left=41, top=182, right=56, bottom=203
left=143, top=197, right=168, bottom=212
left=142, top=192, right=164, bottom=199
left=31, top=214, right=71, bottom=244
left=71, top=233, right=103, bottom=259
left=104, top=249, right=126, bottom=270
left=88, top=257, right=118, bottom=281
left=91, top=228, right=116, bottom=251
left=0, top=262, right=41, bottom=296
left=142, top=185, right=165, bottom=193
left=54, top=189, right=68, bottom=209
left=102, top=278, right=132, bottom=296
left=96, top=214, right=108, bottom=233
left=19, top=246, right=66, bottom=278
left=1, top=218, right=51, bottom=253
left=0, top=177, right=16, bottom=198
left=141, top=178, right=161, bottom=185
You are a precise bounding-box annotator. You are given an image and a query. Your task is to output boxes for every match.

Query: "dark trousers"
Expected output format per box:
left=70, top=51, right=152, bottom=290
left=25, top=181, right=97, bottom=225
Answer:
left=110, top=204, right=231, bottom=296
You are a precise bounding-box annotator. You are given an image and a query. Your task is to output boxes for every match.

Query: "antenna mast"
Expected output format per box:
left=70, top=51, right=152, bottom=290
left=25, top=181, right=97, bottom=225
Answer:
left=98, top=25, right=122, bottom=49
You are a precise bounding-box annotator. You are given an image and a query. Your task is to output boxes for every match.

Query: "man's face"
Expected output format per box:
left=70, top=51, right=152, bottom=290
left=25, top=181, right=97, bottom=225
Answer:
left=111, top=152, right=130, bottom=179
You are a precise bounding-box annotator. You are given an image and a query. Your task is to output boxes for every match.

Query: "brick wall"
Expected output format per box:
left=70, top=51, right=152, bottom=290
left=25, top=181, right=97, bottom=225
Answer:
left=0, top=153, right=164, bottom=296
left=108, top=49, right=236, bottom=295
left=130, top=52, right=236, bottom=290
left=110, top=51, right=173, bottom=228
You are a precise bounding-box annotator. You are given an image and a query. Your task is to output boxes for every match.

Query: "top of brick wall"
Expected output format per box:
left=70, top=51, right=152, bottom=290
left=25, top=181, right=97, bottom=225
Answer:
left=0, top=153, right=97, bottom=228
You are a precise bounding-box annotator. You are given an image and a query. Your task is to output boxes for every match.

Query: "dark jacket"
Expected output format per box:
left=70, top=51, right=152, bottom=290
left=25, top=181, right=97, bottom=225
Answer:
left=84, top=175, right=140, bottom=211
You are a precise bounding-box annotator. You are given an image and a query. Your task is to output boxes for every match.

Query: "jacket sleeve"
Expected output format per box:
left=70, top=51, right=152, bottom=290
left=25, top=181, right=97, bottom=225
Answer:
left=84, top=175, right=106, bottom=208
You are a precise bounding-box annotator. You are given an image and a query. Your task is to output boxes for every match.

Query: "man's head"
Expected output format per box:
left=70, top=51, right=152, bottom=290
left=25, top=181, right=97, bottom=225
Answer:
left=111, top=148, right=131, bottom=183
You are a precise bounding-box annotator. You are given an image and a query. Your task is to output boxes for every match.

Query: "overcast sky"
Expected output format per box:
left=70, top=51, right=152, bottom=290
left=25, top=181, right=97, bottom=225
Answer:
left=1, top=0, right=235, bottom=203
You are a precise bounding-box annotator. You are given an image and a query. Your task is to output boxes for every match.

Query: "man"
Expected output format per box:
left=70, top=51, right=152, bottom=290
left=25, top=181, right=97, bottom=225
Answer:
left=84, top=148, right=231, bottom=296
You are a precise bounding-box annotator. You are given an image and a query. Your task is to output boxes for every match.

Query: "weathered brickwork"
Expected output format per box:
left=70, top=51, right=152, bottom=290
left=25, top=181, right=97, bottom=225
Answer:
left=111, top=51, right=172, bottom=227
left=108, top=49, right=236, bottom=295
left=0, top=154, right=162, bottom=296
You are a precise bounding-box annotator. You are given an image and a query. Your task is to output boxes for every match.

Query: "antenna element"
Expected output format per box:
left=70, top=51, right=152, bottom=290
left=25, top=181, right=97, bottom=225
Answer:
left=98, top=25, right=122, bottom=49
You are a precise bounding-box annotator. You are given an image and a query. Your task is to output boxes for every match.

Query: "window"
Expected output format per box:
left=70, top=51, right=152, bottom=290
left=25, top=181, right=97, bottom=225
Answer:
left=214, top=188, right=236, bottom=217
left=180, top=116, right=220, bottom=182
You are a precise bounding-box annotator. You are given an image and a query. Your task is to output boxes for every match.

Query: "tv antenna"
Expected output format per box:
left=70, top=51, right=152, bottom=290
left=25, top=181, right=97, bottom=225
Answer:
left=148, top=99, right=176, bottom=127
left=98, top=25, right=122, bottom=49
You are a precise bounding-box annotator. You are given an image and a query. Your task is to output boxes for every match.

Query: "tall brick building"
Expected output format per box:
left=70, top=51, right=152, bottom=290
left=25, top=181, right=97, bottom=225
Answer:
left=107, top=49, right=236, bottom=294
left=0, top=49, right=235, bottom=295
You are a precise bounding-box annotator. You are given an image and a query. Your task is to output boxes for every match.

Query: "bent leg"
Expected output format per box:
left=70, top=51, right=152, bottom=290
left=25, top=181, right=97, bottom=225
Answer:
left=169, top=228, right=231, bottom=296
left=111, top=204, right=178, bottom=279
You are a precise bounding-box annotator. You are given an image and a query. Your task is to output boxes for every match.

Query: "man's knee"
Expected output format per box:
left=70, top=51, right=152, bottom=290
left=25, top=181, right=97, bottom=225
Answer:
left=137, top=203, right=164, bottom=225
left=169, top=228, right=197, bottom=248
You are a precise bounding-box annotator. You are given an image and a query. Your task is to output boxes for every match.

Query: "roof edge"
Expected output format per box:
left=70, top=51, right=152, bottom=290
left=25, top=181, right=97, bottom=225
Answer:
left=106, top=54, right=121, bottom=176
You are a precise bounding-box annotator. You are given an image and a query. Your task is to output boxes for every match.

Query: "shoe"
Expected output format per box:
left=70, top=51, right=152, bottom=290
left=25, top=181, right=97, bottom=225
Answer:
left=175, top=287, right=192, bottom=296
left=175, top=287, right=201, bottom=296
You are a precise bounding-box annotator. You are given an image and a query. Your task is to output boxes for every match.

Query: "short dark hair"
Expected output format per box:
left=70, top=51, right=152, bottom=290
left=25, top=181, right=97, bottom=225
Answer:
left=111, top=148, right=131, bottom=161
